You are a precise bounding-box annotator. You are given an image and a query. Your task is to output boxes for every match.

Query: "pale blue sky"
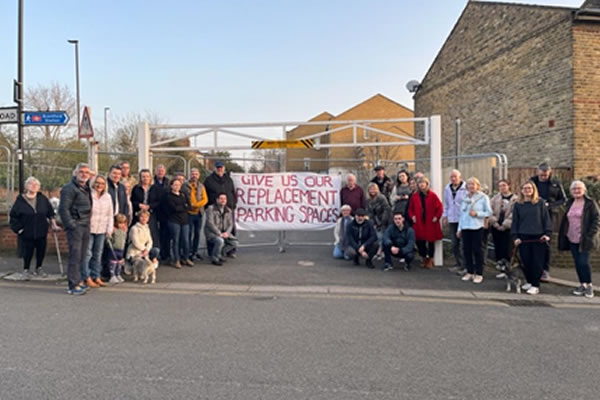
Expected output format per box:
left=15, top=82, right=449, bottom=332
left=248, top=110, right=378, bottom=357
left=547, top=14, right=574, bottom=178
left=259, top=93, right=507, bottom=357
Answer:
left=0, top=0, right=584, bottom=129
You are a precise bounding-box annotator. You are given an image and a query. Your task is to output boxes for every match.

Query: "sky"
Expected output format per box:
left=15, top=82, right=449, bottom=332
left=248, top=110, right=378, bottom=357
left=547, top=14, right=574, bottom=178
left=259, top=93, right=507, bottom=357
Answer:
left=0, top=0, right=585, bottom=138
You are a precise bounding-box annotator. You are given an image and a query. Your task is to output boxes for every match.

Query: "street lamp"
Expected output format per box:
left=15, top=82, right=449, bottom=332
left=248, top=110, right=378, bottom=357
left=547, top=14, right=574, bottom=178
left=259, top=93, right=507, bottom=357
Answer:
left=104, top=107, right=110, bottom=151
left=67, top=39, right=80, bottom=137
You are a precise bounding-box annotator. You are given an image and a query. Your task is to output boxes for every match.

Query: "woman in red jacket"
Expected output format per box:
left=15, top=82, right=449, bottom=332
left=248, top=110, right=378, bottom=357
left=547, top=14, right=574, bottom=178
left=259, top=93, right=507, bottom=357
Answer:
left=408, top=177, right=443, bottom=268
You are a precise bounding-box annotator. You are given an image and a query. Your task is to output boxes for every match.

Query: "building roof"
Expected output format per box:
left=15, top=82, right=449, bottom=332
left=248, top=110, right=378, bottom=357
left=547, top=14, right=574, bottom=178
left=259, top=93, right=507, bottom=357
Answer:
left=333, top=93, right=413, bottom=118
left=581, top=0, right=600, bottom=10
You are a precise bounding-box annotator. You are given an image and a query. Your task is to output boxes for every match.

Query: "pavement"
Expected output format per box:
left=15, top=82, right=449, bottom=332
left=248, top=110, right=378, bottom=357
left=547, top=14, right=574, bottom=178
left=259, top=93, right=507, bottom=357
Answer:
left=0, top=285, right=599, bottom=400
left=1, top=230, right=597, bottom=306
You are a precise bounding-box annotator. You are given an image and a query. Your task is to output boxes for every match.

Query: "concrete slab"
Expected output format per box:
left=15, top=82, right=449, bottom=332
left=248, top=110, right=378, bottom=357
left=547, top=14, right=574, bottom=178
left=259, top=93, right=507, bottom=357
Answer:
left=248, top=285, right=329, bottom=294
left=400, top=289, right=475, bottom=298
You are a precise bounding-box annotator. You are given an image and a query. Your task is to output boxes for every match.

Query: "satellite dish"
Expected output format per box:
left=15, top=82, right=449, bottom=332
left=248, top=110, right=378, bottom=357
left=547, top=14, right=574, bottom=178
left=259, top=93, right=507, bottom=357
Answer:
left=406, top=80, right=421, bottom=93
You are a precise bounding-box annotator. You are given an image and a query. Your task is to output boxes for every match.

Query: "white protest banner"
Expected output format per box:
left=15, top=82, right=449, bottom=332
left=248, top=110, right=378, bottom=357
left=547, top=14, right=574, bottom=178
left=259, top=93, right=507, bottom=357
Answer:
left=232, top=172, right=342, bottom=231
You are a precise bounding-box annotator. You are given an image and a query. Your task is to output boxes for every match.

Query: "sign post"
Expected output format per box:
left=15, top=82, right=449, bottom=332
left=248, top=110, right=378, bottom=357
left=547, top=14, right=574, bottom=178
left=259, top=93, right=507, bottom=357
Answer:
left=78, top=106, right=97, bottom=171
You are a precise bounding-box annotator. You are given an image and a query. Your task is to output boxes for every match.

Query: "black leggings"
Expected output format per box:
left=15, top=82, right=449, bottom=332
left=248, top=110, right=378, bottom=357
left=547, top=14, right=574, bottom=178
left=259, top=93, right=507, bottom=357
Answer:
left=518, top=236, right=546, bottom=287
left=416, top=240, right=435, bottom=258
left=463, top=229, right=484, bottom=275
left=21, top=237, right=47, bottom=271
left=491, top=227, right=512, bottom=262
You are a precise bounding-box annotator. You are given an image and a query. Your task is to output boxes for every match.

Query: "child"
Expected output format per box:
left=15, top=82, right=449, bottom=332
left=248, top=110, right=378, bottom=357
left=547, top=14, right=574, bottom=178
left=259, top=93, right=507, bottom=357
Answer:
left=108, top=213, right=128, bottom=284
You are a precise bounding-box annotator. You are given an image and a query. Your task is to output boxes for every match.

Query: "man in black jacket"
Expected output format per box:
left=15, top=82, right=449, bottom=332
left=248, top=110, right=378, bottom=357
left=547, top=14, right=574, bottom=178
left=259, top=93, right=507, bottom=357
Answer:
left=531, top=162, right=566, bottom=280
left=149, top=164, right=171, bottom=261
left=344, top=208, right=378, bottom=268
left=107, top=164, right=130, bottom=220
left=58, top=163, right=92, bottom=295
left=382, top=212, right=415, bottom=271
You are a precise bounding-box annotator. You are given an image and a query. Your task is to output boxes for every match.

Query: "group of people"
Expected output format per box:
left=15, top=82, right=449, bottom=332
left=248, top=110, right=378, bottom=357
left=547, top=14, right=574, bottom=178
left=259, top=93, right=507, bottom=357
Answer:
left=9, top=160, right=240, bottom=295
left=335, top=163, right=599, bottom=298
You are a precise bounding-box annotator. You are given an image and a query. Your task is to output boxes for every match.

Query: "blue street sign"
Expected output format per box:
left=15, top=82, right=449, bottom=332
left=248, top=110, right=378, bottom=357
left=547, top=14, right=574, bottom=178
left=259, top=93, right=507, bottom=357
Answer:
left=23, top=111, right=70, bottom=126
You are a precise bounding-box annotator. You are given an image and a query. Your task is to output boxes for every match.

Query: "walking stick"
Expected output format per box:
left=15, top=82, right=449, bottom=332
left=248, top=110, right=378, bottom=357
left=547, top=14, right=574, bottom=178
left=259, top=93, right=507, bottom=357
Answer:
left=52, top=230, right=64, bottom=276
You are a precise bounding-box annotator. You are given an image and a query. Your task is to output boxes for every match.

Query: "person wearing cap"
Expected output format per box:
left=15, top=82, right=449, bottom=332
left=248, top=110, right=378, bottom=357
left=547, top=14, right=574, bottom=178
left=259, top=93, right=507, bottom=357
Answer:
left=370, top=166, right=393, bottom=203
left=333, top=205, right=353, bottom=259
left=530, top=162, right=566, bottom=281
left=204, top=161, right=237, bottom=255
left=344, top=208, right=378, bottom=268
left=340, top=174, right=366, bottom=216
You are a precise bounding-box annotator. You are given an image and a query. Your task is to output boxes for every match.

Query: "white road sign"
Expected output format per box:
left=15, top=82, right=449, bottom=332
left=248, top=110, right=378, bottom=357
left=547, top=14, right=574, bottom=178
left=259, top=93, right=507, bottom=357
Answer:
left=0, top=107, right=18, bottom=124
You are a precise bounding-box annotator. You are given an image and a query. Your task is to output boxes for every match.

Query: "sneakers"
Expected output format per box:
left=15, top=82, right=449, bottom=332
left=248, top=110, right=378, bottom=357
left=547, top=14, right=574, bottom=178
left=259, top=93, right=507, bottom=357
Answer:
left=20, top=270, right=32, bottom=281
left=461, top=273, right=474, bottom=282
left=182, top=259, right=194, bottom=267
left=34, top=267, right=48, bottom=278
left=211, top=259, right=223, bottom=266
left=573, top=286, right=585, bottom=296
left=109, top=276, right=120, bottom=284
left=117, top=275, right=125, bottom=283
left=382, top=263, right=393, bottom=272
left=585, top=285, right=594, bottom=299
left=472, top=275, right=484, bottom=284
left=526, top=286, right=540, bottom=295
left=67, top=285, right=87, bottom=295
left=540, top=271, right=550, bottom=282
left=456, top=268, right=467, bottom=276
left=226, top=252, right=237, bottom=259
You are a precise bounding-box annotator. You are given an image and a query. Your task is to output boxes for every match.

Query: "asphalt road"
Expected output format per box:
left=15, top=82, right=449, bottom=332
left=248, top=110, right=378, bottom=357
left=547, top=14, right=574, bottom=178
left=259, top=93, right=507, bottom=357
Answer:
left=0, top=285, right=598, bottom=400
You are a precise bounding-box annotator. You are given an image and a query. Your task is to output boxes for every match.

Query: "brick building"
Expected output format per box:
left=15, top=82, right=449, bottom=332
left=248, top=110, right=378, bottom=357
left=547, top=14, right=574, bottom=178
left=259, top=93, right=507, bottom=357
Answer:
left=286, top=94, right=415, bottom=177
left=414, top=0, right=600, bottom=178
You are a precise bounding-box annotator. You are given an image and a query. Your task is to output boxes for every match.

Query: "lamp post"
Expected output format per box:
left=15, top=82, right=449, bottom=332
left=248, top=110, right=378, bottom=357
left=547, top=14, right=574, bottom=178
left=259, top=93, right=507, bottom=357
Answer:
left=16, top=0, right=24, bottom=193
left=67, top=39, right=80, bottom=137
left=104, top=107, right=110, bottom=151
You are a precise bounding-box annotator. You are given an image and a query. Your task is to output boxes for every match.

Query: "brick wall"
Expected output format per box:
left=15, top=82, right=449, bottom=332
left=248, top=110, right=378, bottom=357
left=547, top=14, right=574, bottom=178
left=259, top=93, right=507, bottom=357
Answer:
left=0, top=223, right=69, bottom=254
left=414, top=2, right=575, bottom=169
left=572, top=22, right=600, bottom=177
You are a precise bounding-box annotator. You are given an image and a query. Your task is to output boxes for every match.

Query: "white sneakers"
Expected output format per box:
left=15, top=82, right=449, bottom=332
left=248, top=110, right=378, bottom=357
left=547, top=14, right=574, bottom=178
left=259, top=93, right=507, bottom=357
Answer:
left=521, top=283, right=532, bottom=291
left=461, top=273, right=483, bottom=284
left=526, top=286, right=540, bottom=295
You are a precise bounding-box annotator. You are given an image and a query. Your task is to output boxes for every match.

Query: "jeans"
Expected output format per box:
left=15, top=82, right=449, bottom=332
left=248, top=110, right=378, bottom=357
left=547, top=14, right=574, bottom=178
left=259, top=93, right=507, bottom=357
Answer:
left=462, top=228, right=484, bottom=275
left=21, top=237, right=47, bottom=271
left=66, top=225, right=90, bottom=290
left=81, top=233, right=106, bottom=280
left=188, top=214, right=203, bottom=257
left=333, top=244, right=344, bottom=259
left=168, top=222, right=189, bottom=262
left=208, top=236, right=239, bottom=261
left=448, top=222, right=462, bottom=266
left=383, top=243, right=414, bottom=267
left=570, top=242, right=592, bottom=284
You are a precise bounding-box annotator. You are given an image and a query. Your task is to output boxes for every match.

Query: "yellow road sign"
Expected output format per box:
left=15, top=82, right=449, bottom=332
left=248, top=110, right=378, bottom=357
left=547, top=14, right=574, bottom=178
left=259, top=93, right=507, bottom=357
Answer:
left=251, top=139, right=314, bottom=149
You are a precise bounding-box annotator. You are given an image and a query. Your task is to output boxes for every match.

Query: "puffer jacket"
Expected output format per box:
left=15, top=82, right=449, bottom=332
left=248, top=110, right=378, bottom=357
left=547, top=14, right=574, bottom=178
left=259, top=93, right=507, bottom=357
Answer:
left=488, top=193, right=517, bottom=231
left=345, top=219, right=378, bottom=250
left=382, top=223, right=415, bottom=255
left=189, top=181, right=208, bottom=215
left=205, top=204, right=233, bottom=240
left=367, top=194, right=391, bottom=231
left=126, top=222, right=153, bottom=259
left=204, top=172, right=236, bottom=209
left=58, top=177, right=92, bottom=230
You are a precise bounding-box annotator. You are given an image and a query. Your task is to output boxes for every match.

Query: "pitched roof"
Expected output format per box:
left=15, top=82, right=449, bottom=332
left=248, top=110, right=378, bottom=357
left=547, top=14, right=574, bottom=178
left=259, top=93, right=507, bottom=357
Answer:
left=333, top=93, right=413, bottom=119
left=581, top=0, right=600, bottom=9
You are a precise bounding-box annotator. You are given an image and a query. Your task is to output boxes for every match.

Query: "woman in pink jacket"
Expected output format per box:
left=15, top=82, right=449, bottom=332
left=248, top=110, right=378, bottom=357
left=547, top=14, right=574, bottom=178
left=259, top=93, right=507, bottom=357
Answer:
left=81, top=175, right=114, bottom=288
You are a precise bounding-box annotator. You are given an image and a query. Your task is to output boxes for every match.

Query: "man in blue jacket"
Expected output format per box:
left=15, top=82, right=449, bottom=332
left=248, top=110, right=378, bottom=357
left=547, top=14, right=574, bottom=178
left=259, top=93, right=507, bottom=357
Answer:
left=382, top=212, right=415, bottom=271
left=344, top=208, right=378, bottom=268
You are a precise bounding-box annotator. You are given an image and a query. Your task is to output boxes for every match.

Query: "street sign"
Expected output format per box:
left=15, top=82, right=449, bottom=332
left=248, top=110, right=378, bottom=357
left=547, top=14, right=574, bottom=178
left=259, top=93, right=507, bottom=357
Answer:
left=79, top=106, right=94, bottom=139
left=23, top=111, right=70, bottom=126
left=251, top=139, right=315, bottom=149
left=0, top=107, right=18, bottom=124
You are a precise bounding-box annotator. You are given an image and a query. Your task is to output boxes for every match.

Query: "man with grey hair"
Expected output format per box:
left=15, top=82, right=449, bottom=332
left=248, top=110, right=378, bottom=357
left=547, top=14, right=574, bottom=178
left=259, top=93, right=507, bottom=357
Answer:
left=442, top=169, right=467, bottom=273
left=340, top=173, right=365, bottom=216
left=59, top=163, right=92, bottom=295
left=531, top=162, right=566, bottom=281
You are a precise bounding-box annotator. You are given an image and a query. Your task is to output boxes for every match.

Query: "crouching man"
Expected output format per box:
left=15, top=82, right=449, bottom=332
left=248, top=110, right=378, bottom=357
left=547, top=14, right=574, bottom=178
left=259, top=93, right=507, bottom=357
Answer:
left=205, top=193, right=239, bottom=266
left=382, top=212, right=415, bottom=272
left=344, top=208, right=378, bottom=268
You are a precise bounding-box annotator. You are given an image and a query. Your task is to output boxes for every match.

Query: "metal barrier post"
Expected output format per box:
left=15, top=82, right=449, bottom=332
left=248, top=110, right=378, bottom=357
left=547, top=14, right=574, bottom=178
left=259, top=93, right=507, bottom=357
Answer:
left=430, top=116, right=444, bottom=267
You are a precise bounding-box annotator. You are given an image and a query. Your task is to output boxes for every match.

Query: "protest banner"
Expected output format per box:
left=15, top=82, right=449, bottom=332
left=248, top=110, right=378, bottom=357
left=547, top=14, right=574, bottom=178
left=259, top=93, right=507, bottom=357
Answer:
left=232, top=172, right=342, bottom=231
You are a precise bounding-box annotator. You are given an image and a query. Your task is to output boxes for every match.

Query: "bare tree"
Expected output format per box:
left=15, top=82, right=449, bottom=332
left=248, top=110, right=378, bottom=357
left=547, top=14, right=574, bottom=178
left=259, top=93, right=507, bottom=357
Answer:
left=24, top=82, right=77, bottom=142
